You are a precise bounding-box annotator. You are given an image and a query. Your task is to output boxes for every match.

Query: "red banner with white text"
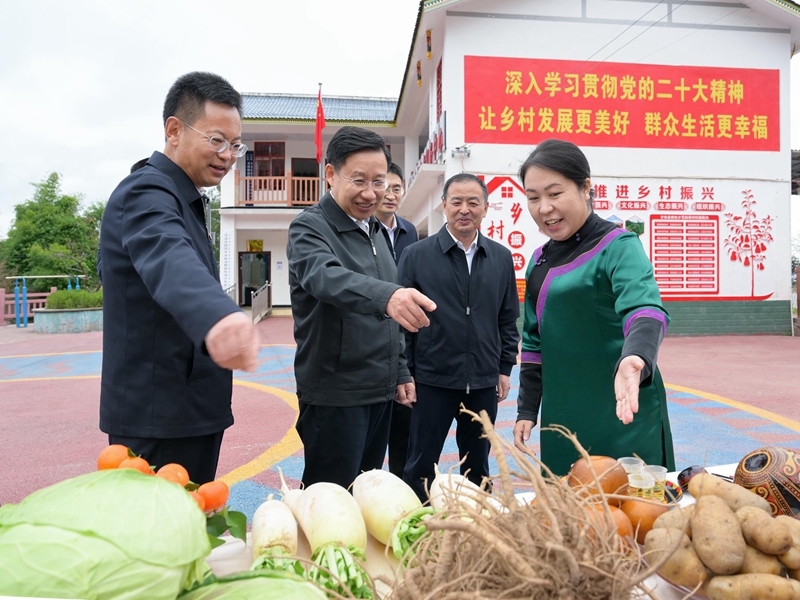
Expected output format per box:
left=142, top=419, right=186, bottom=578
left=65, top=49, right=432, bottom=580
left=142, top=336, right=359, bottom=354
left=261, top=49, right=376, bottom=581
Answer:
left=464, top=56, right=779, bottom=151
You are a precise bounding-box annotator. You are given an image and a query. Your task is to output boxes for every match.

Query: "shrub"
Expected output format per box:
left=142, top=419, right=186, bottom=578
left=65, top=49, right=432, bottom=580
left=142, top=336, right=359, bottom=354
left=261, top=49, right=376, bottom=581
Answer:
left=45, top=289, right=103, bottom=309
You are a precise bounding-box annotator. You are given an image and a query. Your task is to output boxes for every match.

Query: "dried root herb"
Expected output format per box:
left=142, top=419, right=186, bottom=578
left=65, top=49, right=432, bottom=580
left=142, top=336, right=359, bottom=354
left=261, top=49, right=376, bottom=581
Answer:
left=387, top=412, right=671, bottom=600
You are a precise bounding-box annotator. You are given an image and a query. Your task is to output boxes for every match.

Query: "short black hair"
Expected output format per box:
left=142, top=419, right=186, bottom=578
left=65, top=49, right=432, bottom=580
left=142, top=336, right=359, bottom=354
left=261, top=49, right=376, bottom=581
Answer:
left=130, top=158, right=149, bottom=173
left=162, top=71, right=243, bottom=126
left=326, top=126, right=391, bottom=171
left=442, top=173, right=488, bottom=203
left=388, top=163, right=404, bottom=182
left=519, top=139, right=593, bottom=199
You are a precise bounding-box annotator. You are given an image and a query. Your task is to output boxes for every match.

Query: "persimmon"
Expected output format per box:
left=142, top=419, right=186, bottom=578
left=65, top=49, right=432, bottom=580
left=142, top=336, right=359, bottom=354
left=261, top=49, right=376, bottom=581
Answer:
left=118, top=456, right=152, bottom=475
left=568, top=456, right=629, bottom=506
left=620, top=498, right=670, bottom=545
left=586, top=504, right=634, bottom=543
left=197, top=480, right=229, bottom=512
left=97, top=444, right=131, bottom=470
left=189, top=491, right=206, bottom=512
left=156, top=463, right=190, bottom=487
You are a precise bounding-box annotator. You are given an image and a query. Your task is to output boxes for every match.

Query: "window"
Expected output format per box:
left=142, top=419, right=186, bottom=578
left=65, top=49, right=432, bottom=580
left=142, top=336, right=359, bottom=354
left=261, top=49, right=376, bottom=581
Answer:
left=254, top=142, right=285, bottom=178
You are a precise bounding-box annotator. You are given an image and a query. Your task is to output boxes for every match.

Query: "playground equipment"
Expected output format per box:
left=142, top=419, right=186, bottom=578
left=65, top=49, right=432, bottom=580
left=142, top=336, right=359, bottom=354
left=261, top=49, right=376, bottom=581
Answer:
left=3, top=276, right=85, bottom=328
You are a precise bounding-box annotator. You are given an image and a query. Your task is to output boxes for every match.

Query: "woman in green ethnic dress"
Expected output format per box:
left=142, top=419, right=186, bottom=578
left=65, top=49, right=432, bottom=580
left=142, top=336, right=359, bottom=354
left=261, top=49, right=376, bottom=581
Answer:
left=512, top=139, right=675, bottom=476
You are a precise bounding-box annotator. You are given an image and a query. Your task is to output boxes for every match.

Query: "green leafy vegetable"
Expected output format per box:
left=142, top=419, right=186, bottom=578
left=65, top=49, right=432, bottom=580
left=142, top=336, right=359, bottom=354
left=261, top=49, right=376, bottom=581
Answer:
left=391, top=506, right=434, bottom=561
left=179, top=570, right=327, bottom=599
left=307, top=543, right=373, bottom=599
left=0, top=469, right=212, bottom=599
left=206, top=507, right=247, bottom=549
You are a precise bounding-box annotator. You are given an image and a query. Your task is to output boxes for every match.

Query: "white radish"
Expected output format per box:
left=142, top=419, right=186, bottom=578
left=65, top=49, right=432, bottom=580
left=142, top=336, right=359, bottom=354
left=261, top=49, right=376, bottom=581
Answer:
left=353, top=469, right=433, bottom=561
left=251, top=494, right=297, bottom=560
left=353, top=469, right=421, bottom=545
left=278, top=469, right=371, bottom=597
left=428, top=463, right=483, bottom=511
left=278, top=468, right=367, bottom=553
left=277, top=467, right=303, bottom=509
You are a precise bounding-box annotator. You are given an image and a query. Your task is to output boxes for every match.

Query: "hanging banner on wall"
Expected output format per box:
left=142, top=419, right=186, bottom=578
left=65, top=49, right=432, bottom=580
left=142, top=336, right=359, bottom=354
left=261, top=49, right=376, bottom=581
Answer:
left=479, top=175, right=783, bottom=303
left=464, top=56, right=780, bottom=151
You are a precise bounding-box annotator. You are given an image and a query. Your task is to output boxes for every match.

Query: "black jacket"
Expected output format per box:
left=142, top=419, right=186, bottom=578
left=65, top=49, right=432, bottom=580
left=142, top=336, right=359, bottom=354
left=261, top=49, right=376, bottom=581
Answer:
left=398, top=225, right=520, bottom=390
left=287, top=192, right=410, bottom=406
left=379, top=214, right=418, bottom=264
left=99, top=151, right=240, bottom=438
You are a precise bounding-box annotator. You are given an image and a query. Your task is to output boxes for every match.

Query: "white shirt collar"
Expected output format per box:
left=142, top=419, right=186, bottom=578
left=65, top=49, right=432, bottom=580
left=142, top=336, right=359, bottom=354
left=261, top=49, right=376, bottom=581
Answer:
left=445, top=225, right=479, bottom=252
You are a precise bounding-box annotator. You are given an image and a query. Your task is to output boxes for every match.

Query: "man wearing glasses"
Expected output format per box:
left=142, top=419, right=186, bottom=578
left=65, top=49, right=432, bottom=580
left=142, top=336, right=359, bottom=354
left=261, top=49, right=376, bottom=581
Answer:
left=100, top=71, right=260, bottom=485
left=374, top=163, right=420, bottom=479
left=287, top=126, right=435, bottom=489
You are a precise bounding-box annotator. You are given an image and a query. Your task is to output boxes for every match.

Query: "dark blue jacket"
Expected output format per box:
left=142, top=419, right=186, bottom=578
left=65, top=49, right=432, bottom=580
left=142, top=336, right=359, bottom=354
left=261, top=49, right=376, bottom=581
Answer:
left=380, top=215, right=418, bottom=264
left=287, top=192, right=410, bottom=407
left=397, top=225, right=520, bottom=391
left=99, top=151, right=240, bottom=438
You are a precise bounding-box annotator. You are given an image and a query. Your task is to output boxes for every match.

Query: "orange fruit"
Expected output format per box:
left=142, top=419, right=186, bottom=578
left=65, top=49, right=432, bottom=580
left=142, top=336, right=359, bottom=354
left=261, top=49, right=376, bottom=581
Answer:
left=197, top=480, right=229, bottom=512
left=621, top=498, right=670, bottom=545
left=156, top=463, right=190, bottom=487
left=118, top=456, right=153, bottom=475
left=586, top=504, right=634, bottom=543
left=97, top=445, right=131, bottom=470
left=568, top=456, right=629, bottom=506
left=189, top=491, right=206, bottom=511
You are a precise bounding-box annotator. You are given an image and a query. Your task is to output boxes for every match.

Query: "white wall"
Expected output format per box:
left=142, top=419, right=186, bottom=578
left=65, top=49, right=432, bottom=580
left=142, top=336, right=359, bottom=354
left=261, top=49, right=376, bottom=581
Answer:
left=428, top=0, right=793, bottom=300
left=237, top=227, right=291, bottom=306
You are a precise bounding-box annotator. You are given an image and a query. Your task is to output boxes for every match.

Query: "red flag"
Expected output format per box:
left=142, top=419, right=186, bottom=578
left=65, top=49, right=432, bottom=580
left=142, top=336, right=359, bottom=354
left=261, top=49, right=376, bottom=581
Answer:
left=315, top=88, right=326, bottom=164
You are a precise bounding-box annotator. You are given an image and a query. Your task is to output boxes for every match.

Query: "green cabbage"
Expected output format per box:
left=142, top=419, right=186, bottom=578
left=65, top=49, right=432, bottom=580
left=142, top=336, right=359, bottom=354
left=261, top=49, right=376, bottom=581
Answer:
left=0, top=468, right=212, bottom=599
left=179, top=571, right=327, bottom=599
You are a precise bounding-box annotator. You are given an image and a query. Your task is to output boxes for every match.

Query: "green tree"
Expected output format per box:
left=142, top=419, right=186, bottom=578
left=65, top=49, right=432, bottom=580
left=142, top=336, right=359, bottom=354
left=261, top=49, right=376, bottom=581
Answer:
left=0, top=173, right=105, bottom=292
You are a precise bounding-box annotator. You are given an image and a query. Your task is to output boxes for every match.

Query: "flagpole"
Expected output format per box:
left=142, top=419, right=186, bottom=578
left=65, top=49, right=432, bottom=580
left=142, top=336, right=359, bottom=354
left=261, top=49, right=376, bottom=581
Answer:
left=317, top=82, right=324, bottom=198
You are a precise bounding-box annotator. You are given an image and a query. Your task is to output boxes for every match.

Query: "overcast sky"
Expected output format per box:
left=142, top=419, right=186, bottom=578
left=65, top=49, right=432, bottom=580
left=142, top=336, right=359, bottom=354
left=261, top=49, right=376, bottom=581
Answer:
left=1, top=0, right=798, bottom=241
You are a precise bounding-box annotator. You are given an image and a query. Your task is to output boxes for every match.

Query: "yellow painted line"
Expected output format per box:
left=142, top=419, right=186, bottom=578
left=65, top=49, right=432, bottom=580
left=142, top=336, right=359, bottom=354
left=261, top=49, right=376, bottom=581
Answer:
left=0, top=350, right=100, bottom=359
left=0, top=344, right=294, bottom=360
left=219, top=380, right=301, bottom=485
left=0, top=375, right=100, bottom=383
left=666, top=383, right=800, bottom=434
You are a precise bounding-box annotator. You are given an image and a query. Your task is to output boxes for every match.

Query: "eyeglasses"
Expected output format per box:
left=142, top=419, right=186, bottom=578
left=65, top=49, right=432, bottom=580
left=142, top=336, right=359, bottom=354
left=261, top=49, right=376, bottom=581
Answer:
left=386, top=185, right=404, bottom=195
left=180, top=120, right=248, bottom=158
left=334, top=167, right=390, bottom=191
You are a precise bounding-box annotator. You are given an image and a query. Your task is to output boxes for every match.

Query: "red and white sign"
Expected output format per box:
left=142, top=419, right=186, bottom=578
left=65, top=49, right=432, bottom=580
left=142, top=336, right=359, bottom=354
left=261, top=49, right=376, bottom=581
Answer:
left=464, top=56, right=779, bottom=151
left=650, top=215, right=720, bottom=294
left=481, top=175, right=779, bottom=302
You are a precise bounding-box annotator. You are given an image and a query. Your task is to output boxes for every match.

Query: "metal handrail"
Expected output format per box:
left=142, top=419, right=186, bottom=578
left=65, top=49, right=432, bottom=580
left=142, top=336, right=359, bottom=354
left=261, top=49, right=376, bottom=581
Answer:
left=251, top=281, right=272, bottom=324
left=223, top=284, right=236, bottom=303
left=4, top=275, right=86, bottom=328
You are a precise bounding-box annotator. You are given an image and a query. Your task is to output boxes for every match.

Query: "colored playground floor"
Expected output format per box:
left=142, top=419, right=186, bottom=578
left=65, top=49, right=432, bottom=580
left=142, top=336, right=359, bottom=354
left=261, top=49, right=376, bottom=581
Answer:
left=1, top=317, right=799, bottom=524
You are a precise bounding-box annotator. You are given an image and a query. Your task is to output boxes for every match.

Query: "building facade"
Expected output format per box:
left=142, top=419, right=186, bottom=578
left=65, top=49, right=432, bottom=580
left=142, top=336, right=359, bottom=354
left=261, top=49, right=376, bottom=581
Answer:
left=220, top=0, right=800, bottom=334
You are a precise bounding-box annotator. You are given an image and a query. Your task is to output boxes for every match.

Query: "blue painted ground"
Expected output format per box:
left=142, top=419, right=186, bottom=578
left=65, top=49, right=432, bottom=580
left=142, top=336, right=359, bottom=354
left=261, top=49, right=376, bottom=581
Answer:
left=3, top=345, right=799, bottom=524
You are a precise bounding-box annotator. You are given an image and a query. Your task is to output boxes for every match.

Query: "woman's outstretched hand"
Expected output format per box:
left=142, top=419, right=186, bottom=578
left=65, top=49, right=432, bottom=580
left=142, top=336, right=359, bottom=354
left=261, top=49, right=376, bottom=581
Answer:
left=614, top=355, right=644, bottom=424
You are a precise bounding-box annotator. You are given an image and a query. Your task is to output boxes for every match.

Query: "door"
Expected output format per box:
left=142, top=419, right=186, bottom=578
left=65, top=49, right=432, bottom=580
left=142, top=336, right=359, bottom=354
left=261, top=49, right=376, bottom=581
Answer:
left=238, top=251, right=270, bottom=306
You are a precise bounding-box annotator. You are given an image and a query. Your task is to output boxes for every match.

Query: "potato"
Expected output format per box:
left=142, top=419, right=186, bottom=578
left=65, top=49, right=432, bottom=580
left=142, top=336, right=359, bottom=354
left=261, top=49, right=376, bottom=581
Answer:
left=736, top=506, right=792, bottom=555
left=692, top=495, right=747, bottom=575
left=706, top=573, right=800, bottom=600
left=776, top=515, right=800, bottom=569
left=688, top=473, right=772, bottom=513
left=738, top=545, right=783, bottom=576
left=788, top=566, right=800, bottom=581
left=643, top=527, right=707, bottom=589
left=653, top=504, right=694, bottom=538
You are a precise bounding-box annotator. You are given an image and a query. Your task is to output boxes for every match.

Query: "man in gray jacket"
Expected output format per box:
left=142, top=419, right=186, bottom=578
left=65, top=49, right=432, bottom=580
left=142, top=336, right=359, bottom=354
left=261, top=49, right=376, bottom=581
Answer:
left=287, top=126, right=435, bottom=489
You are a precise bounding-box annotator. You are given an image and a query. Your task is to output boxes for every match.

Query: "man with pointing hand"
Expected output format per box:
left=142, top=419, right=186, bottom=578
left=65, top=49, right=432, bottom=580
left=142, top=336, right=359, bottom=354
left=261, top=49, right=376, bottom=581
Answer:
left=287, top=126, right=435, bottom=489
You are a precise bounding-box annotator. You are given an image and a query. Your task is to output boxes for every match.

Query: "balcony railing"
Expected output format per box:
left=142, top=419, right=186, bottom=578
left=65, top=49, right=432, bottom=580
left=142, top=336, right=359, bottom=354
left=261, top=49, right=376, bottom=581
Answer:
left=409, top=111, right=446, bottom=187
left=234, top=170, right=321, bottom=207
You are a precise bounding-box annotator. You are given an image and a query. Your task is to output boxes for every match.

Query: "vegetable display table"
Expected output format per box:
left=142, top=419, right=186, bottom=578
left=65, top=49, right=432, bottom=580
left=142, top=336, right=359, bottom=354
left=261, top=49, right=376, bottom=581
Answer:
left=207, top=464, right=738, bottom=599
